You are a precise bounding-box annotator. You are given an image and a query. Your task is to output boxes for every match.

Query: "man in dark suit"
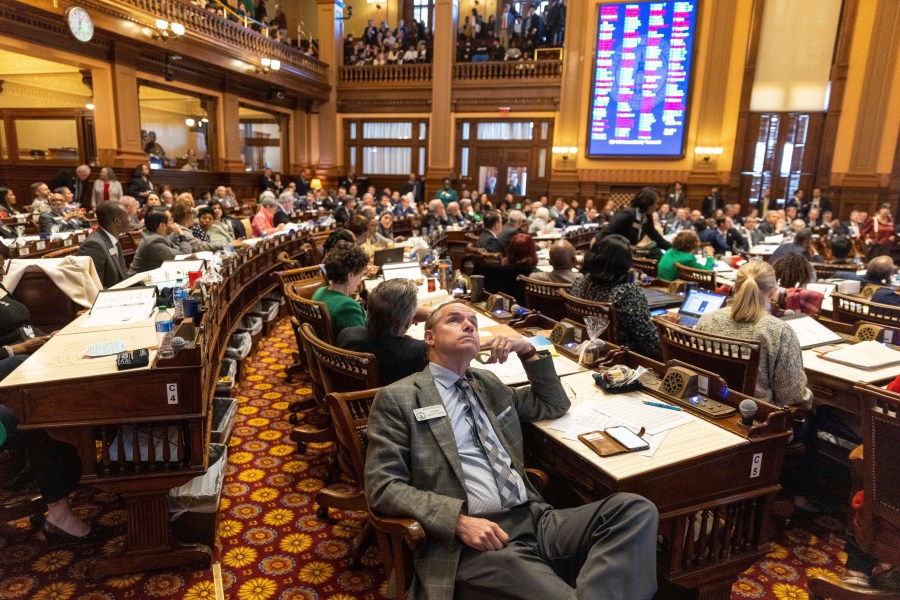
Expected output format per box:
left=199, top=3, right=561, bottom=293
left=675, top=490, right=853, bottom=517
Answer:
left=800, top=187, right=832, bottom=218
left=39, top=193, right=88, bottom=234
left=700, top=186, right=724, bottom=218
left=127, top=209, right=193, bottom=275
left=401, top=173, right=423, bottom=204
left=49, top=164, right=91, bottom=208
left=834, top=256, right=895, bottom=285
left=769, top=228, right=824, bottom=264
left=337, top=279, right=429, bottom=385
left=596, top=187, right=671, bottom=250
left=667, top=181, right=686, bottom=209
left=76, top=201, right=129, bottom=288
left=364, top=300, right=658, bottom=599
left=498, top=210, right=526, bottom=251
left=476, top=211, right=505, bottom=255
left=259, top=167, right=277, bottom=194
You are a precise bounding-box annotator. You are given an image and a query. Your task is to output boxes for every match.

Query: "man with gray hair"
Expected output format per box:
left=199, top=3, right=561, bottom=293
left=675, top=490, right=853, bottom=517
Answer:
left=423, top=199, right=450, bottom=231
left=119, top=196, right=142, bottom=230
left=50, top=164, right=91, bottom=207
left=499, top=209, right=526, bottom=251
left=528, top=207, right=553, bottom=234
left=337, top=278, right=429, bottom=385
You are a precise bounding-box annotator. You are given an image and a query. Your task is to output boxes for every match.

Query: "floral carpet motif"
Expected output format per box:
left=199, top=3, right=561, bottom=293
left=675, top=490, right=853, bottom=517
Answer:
left=0, top=320, right=851, bottom=599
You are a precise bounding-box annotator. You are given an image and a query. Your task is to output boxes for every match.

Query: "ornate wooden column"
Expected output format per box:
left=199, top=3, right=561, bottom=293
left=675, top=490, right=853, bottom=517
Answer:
left=219, top=88, right=247, bottom=173
left=109, top=51, right=147, bottom=169
left=425, top=0, right=458, bottom=200
left=314, top=0, right=345, bottom=181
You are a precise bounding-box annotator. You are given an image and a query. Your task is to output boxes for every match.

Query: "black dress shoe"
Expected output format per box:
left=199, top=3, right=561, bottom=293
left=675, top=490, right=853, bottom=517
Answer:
left=42, top=522, right=97, bottom=547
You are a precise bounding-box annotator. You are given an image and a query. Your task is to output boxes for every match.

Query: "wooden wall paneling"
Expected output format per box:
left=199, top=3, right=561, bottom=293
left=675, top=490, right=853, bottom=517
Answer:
left=815, top=0, right=859, bottom=192
left=728, top=0, right=767, bottom=209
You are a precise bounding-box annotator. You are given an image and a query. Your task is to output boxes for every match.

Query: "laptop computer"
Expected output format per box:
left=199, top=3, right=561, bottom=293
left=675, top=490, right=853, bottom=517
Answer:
left=677, top=289, right=728, bottom=328
left=381, top=261, right=424, bottom=282
left=373, top=246, right=405, bottom=268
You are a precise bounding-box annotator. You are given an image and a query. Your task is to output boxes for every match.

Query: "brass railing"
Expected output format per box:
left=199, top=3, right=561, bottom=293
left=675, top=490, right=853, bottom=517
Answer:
left=454, top=60, right=563, bottom=81
left=90, top=0, right=328, bottom=82
left=339, top=63, right=434, bottom=85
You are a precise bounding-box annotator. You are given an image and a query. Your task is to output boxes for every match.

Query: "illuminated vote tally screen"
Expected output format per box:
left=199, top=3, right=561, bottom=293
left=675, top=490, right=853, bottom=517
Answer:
left=587, top=0, right=698, bottom=158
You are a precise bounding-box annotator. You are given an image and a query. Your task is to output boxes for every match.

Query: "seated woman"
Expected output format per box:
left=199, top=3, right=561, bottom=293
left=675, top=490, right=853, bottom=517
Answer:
left=657, top=231, right=715, bottom=281
left=171, top=201, right=223, bottom=253
left=772, top=252, right=814, bottom=289
left=207, top=199, right=245, bottom=243
left=336, top=278, right=428, bottom=385
left=694, top=260, right=817, bottom=510
left=570, top=235, right=661, bottom=359
left=0, top=244, right=92, bottom=543
left=251, top=197, right=287, bottom=237
left=312, top=241, right=371, bottom=338
left=695, top=260, right=812, bottom=408
left=504, top=233, right=539, bottom=272
left=376, top=212, right=404, bottom=243
left=0, top=187, right=23, bottom=218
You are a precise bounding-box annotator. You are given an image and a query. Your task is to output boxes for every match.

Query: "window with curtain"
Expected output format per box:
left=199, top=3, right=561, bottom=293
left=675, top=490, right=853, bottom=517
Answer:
left=477, top=122, right=534, bottom=140
left=363, top=147, right=412, bottom=174
left=363, top=122, right=413, bottom=139
left=414, top=0, right=434, bottom=30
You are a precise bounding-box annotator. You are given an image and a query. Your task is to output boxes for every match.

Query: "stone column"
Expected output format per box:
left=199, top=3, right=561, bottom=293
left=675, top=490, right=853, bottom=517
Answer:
left=425, top=0, right=459, bottom=200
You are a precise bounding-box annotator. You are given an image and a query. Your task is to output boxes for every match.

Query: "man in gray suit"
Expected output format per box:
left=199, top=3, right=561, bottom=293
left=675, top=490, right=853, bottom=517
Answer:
left=39, top=193, right=88, bottom=234
left=127, top=208, right=193, bottom=275
left=76, top=201, right=129, bottom=288
left=365, top=301, right=659, bottom=600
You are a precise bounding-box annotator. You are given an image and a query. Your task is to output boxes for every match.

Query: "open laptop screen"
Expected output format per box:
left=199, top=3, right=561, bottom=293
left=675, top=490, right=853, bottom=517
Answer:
left=381, top=261, right=424, bottom=282
left=679, top=289, right=728, bottom=318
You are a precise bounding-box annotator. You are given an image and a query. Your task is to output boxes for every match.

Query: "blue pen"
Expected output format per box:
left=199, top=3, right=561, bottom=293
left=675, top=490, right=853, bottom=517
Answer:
left=643, top=401, right=682, bottom=411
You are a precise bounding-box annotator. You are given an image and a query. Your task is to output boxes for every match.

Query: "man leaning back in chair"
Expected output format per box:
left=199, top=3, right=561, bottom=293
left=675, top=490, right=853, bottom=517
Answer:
left=365, top=300, right=659, bottom=600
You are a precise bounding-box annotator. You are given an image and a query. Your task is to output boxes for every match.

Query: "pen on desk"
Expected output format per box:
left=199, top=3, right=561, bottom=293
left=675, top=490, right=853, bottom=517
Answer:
left=643, top=400, right=682, bottom=411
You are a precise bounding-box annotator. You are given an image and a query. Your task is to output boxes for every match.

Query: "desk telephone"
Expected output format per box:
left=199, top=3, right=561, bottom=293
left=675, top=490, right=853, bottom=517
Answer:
left=657, top=365, right=736, bottom=418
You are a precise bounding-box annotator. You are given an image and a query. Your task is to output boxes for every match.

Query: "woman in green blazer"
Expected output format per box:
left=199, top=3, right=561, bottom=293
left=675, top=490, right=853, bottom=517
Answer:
left=658, top=230, right=715, bottom=281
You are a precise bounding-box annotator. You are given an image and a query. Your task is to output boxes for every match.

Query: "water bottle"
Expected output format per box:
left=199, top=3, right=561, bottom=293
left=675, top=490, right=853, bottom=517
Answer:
left=155, top=306, right=175, bottom=359
left=173, top=280, right=187, bottom=319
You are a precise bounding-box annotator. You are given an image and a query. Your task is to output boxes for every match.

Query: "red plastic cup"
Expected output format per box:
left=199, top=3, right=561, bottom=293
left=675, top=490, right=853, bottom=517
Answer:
left=188, top=270, right=203, bottom=287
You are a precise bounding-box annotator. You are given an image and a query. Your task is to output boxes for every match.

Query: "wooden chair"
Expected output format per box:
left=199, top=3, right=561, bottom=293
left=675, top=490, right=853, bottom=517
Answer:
left=0, top=442, right=46, bottom=532
left=371, top=467, right=549, bottom=600
left=812, top=262, right=849, bottom=279
left=559, top=288, right=619, bottom=343
left=11, top=265, right=83, bottom=332
left=675, top=262, right=717, bottom=291
left=278, top=280, right=326, bottom=385
left=861, top=285, right=885, bottom=300
left=321, top=389, right=380, bottom=569
left=833, top=294, right=900, bottom=327
left=472, top=262, right=535, bottom=306
left=517, top=274, right=571, bottom=321
left=274, top=265, right=326, bottom=301
left=285, top=293, right=333, bottom=446
left=654, top=318, right=761, bottom=396
left=632, top=256, right=659, bottom=279
left=809, top=383, right=900, bottom=599
left=460, top=244, right=502, bottom=276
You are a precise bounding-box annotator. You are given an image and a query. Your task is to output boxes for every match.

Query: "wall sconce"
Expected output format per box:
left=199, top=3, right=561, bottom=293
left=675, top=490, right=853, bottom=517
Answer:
left=85, top=102, right=95, bottom=110
left=257, top=57, right=282, bottom=74
left=310, top=178, right=323, bottom=190
left=336, top=5, right=353, bottom=21
left=695, top=146, right=723, bottom=163
left=150, top=19, right=185, bottom=41
left=552, top=146, right=578, bottom=161
left=367, top=0, right=383, bottom=10
left=185, top=117, right=196, bottom=127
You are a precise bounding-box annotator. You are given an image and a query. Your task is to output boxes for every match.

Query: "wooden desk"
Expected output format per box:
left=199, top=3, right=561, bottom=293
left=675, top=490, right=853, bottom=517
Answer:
left=0, top=230, right=312, bottom=578
left=523, top=355, right=791, bottom=600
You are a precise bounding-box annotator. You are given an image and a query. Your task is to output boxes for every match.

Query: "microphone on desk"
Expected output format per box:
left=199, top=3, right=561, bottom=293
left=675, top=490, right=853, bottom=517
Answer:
left=510, top=304, right=527, bottom=316
left=739, top=399, right=758, bottom=428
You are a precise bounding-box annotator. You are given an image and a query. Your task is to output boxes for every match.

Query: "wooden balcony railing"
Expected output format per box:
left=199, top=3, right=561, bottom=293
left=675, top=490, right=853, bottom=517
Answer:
left=454, top=60, right=563, bottom=81
left=339, top=63, right=433, bottom=85
left=89, top=0, right=328, bottom=83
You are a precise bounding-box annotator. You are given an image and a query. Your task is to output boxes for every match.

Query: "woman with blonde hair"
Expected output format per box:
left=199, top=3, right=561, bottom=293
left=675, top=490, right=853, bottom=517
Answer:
left=695, top=260, right=811, bottom=409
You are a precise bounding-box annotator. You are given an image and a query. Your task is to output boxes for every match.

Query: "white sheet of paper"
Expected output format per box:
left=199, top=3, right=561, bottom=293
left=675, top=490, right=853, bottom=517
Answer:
left=590, top=394, right=695, bottom=435
left=87, top=340, right=127, bottom=357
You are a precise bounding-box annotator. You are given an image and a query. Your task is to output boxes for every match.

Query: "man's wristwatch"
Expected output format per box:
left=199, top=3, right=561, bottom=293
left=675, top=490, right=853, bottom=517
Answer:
left=517, top=344, right=538, bottom=361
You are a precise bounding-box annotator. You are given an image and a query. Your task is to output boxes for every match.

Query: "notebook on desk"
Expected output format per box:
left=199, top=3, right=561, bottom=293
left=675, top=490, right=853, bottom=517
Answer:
left=781, top=313, right=843, bottom=349
left=677, top=289, right=728, bottom=328
left=818, top=340, right=900, bottom=370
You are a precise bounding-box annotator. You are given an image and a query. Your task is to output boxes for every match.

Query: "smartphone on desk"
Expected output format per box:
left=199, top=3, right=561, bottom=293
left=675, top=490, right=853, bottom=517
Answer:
left=604, top=426, right=650, bottom=451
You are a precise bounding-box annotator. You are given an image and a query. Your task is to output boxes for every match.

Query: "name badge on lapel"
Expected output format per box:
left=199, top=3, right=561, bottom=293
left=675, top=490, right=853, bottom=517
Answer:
left=109, top=246, right=118, bottom=255
left=414, top=405, right=448, bottom=421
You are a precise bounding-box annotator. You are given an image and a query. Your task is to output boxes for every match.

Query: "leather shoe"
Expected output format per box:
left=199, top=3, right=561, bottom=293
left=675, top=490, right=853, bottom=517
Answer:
left=42, top=522, right=96, bottom=548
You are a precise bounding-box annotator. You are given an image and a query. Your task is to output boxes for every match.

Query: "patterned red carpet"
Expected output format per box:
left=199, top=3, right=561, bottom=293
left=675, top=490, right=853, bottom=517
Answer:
left=0, top=320, right=851, bottom=599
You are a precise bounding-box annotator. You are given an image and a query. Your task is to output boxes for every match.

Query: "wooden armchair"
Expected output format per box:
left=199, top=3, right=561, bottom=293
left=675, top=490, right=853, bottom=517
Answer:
left=280, top=280, right=327, bottom=385
left=812, top=262, right=848, bottom=280
left=559, top=289, right=619, bottom=343
left=460, top=245, right=502, bottom=276
left=274, top=265, right=326, bottom=300
left=0, top=442, right=46, bottom=531
left=654, top=317, right=761, bottom=396
left=833, top=294, right=900, bottom=327
left=285, top=294, right=333, bottom=446
left=809, top=383, right=900, bottom=599
left=632, top=256, right=659, bottom=279
left=517, top=275, right=571, bottom=320
left=675, top=262, right=717, bottom=291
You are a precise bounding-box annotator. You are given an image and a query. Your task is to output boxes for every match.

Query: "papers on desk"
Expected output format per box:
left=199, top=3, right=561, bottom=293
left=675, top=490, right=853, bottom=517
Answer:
left=713, top=260, right=734, bottom=273
left=547, top=400, right=674, bottom=458
left=818, top=340, right=900, bottom=370
left=82, top=287, right=158, bottom=327
left=173, top=253, right=214, bottom=263
left=549, top=393, right=694, bottom=438
left=764, top=234, right=784, bottom=244
left=87, top=340, right=126, bottom=357
left=782, top=314, right=843, bottom=349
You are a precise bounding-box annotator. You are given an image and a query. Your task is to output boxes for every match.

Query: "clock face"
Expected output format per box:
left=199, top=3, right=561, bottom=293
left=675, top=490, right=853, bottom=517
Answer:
left=66, top=7, right=94, bottom=42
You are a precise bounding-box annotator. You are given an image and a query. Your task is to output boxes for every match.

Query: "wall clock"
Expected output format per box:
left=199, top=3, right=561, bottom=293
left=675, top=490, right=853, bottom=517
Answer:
left=66, top=6, right=95, bottom=42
